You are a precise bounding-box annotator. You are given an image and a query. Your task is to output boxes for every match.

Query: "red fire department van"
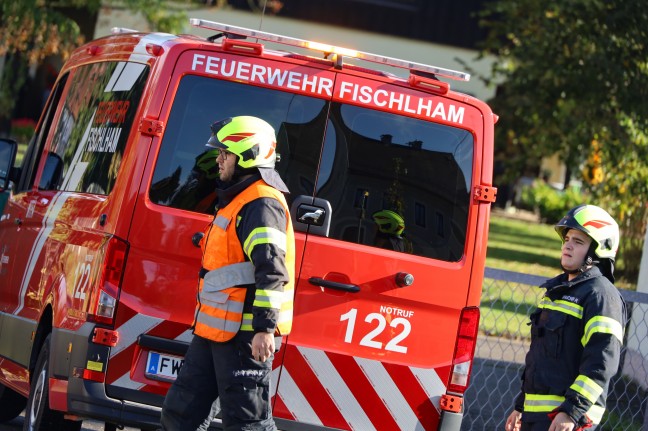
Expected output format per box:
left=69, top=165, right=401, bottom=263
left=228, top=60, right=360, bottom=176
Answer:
left=0, top=19, right=497, bottom=431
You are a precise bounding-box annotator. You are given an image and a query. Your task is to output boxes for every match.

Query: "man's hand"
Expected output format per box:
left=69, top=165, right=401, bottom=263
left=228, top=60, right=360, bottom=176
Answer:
left=504, top=410, right=521, bottom=431
left=251, top=332, right=275, bottom=362
left=548, top=412, right=576, bottom=431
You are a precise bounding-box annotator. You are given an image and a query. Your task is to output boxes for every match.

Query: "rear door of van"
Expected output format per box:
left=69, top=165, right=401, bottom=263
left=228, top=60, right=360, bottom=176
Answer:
left=104, top=46, right=335, bottom=402
left=273, top=73, right=490, bottom=430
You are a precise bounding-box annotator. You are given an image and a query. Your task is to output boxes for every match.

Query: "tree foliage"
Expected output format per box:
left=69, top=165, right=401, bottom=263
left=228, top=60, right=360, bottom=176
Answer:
left=0, top=0, right=204, bottom=120
left=0, top=0, right=89, bottom=117
left=478, top=0, right=648, bottom=283
left=112, top=0, right=200, bottom=34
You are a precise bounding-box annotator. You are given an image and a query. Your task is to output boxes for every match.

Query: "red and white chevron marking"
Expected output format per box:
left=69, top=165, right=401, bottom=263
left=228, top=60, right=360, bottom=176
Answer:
left=106, top=308, right=192, bottom=391
left=105, top=312, right=448, bottom=430
left=272, top=344, right=447, bottom=430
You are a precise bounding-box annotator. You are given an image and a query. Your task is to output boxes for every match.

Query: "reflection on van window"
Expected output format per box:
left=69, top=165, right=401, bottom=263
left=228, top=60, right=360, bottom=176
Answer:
left=150, top=75, right=472, bottom=261
left=317, top=104, right=473, bottom=262
left=150, top=75, right=327, bottom=214
left=45, top=62, right=149, bottom=195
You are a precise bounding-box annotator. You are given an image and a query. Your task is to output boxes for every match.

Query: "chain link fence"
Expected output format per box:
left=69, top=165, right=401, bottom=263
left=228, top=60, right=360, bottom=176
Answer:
left=463, top=268, right=648, bottom=431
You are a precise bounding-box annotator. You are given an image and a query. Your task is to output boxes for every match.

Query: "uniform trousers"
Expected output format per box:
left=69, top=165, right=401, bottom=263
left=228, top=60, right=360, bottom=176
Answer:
left=160, top=332, right=276, bottom=431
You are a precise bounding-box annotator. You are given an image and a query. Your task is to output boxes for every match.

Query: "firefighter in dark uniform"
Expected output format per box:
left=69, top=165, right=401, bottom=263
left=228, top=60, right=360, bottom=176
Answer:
left=505, top=204, right=626, bottom=431
left=161, top=116, right=295, bottom=431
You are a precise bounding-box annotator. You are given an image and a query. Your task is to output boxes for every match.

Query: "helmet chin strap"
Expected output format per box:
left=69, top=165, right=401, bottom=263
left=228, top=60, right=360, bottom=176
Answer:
left=578, top=256, right=599, bottom=273
left=230, top=157, right=259, bottom=183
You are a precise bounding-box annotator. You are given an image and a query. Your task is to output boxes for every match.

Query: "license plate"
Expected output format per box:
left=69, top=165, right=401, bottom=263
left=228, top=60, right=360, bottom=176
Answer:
left=145, top=351, right=184, bottom=382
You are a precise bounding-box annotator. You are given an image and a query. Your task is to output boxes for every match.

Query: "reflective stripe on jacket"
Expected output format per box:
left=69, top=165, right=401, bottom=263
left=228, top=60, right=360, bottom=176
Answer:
left=194, top=179, right=295, bottom=342
left=515, top=266, right=626, bottom=426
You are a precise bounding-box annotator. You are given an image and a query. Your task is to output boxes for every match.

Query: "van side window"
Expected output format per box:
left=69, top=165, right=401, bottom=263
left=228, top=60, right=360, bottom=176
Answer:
left=41, top=62, right=149, bottom=195
left=316, top=103, right=473, bottom=262
left=16, top=74, right=68, bottom=192
left=150, top=76, right=326, bottom=214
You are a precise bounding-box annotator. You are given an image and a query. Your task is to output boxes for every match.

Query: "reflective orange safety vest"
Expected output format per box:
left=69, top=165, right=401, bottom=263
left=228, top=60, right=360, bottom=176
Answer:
left=194, top=180, right=295, bottom=342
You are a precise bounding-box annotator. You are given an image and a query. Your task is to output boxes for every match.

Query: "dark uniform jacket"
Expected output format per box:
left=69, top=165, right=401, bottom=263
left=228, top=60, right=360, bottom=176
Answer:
left=514, top=266, right=626, bottom=427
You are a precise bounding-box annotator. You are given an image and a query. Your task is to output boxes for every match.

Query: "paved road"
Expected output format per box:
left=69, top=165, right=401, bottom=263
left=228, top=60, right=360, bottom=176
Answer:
left=462, top=335, right=528, bottom=431
left=462, top=357, right=524, bottom=431
left=0, top=415, right=139, bottom=431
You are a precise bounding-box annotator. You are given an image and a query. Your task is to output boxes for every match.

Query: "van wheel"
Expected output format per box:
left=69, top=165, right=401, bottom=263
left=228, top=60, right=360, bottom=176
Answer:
left=23, top=334, right=82, bottom=431
left=0, top=382, right=26, bottom=422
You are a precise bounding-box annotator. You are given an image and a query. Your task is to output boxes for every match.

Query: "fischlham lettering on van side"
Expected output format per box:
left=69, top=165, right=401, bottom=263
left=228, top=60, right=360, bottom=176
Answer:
left=86, top=100, right=131, bottom=153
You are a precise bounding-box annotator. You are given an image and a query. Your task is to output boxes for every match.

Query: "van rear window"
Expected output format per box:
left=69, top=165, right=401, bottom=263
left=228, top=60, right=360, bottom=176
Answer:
left=316, top=104, right=472, bottom=262
left=151, top=75, right=472, bottom=262
left=150, top=75, right=326, bottom=214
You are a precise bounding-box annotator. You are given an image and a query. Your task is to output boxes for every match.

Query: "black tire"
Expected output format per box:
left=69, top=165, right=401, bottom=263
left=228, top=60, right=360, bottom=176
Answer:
left=0, top=381, right=26, bottom=422
left=23, top=334, right=82, bottom=431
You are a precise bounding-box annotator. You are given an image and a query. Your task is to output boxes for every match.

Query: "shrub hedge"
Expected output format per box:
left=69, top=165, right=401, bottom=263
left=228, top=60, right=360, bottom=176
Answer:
left=519, top=181, right=585, bottom=223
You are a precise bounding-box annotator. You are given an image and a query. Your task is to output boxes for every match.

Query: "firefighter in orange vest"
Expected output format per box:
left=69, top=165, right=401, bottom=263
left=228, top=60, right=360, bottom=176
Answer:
left=161, top=116, right=295, bottom=431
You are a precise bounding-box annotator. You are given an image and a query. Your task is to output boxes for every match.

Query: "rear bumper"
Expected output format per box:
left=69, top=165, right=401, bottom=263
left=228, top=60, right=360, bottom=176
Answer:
left=51, top=325, right=164, bottom=429
left=67, top=377, right=162, bottom=429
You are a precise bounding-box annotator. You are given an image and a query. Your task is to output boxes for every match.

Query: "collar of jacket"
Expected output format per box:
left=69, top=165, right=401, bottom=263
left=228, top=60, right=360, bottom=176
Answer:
left=541, top=266, right=604, bottom=293
left=216, top=172, right=262, bottom=208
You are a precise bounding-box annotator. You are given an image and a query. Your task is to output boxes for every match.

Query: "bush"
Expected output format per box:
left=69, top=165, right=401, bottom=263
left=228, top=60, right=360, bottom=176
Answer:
left=519, top=181, right=584, bottom=223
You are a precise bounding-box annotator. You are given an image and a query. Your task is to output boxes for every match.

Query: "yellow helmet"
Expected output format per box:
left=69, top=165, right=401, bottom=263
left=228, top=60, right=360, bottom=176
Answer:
left=373, top=210, right=405, bottom=236
left=206, top=116, right=277, bottom=169
left=194, top=149, right=220, bottom=179
left=555, top=204, right=619, bottom=260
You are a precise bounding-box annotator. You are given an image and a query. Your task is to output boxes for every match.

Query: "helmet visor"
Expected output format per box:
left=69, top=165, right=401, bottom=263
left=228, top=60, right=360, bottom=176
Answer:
left=206, top=117, right=233, bottom=149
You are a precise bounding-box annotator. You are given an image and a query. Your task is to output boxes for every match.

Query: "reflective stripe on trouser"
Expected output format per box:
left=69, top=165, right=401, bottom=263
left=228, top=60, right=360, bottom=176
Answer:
left=160, top=333, right=276, bottom=431
left=523, top=393, right=605, bottom=424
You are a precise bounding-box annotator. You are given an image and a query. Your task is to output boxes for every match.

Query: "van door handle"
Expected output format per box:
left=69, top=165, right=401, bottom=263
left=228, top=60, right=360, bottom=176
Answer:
left=308, top=277, right=360, bottom=293
left=192, top=232, right=204, bottom=248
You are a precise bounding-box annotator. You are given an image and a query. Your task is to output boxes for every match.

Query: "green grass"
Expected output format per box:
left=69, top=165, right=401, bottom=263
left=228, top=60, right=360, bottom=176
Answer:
left=481, top=214, right=560, bottom=338
left=486, top=214, right=560, bottom=278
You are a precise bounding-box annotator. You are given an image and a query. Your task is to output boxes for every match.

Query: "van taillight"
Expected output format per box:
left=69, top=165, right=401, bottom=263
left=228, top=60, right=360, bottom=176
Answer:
left=447, top=306, right=479, bottom=394
left=88, top=236, right=128, bottom=325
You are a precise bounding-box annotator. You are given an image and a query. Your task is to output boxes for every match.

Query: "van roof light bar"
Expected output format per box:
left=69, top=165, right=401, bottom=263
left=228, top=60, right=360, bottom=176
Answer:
left=189, top=18, right=470, bottom=82
left=111, top=27, right=138, bottom=34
